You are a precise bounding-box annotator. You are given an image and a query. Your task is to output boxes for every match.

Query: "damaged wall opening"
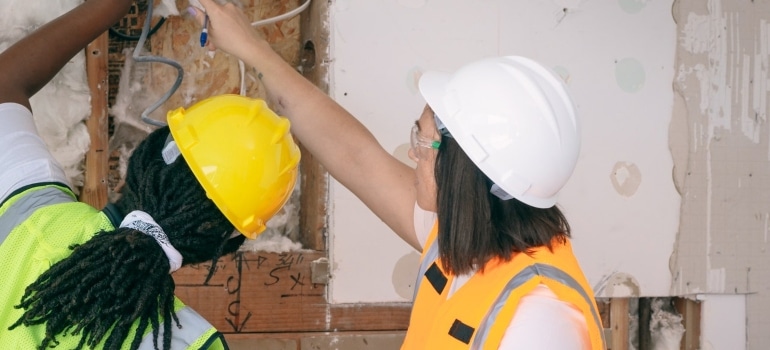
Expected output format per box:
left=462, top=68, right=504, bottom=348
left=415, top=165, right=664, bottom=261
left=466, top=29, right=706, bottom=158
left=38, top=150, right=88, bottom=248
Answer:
left=599, top=297, right=701, bottom=350
left=101, top=0, right=324, bottom=253
left=74, top=0, right=413, bottom=342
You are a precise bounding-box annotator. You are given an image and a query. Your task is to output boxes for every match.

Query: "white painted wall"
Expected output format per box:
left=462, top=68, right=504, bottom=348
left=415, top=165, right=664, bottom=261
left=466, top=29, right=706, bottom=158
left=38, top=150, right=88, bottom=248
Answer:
left=701, top=294, right=746, bottom=350
left=327, top=0, right=680, bottom=303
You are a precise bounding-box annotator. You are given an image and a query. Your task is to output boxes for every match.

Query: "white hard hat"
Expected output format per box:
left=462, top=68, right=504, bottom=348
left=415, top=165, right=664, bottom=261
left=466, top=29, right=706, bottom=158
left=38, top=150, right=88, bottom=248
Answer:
left=418, top=56, right=580, bottom=208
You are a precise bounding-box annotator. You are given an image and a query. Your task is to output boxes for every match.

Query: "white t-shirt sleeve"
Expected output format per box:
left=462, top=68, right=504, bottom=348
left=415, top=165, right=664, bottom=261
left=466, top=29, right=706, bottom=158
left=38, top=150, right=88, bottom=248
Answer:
left=0, top=103, right=70, bottom=203
left=413, top=202, right=437, bottom=250
left=499, top=284, right=591, bottom=350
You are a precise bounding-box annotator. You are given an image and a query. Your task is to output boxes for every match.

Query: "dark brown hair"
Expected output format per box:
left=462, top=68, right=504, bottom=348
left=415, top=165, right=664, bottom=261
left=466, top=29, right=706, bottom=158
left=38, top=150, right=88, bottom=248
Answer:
left=434, top=136, right=570, bottom=275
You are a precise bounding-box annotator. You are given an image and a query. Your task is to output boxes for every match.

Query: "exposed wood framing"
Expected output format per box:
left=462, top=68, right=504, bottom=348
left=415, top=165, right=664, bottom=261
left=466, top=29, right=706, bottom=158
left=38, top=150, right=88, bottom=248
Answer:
left=174, top=251, right=411, bottom=333
left=81, top=32, right=110, bottom=209
left=674, top=297, right=701, bottom=350
left=610, top=298, right=630, bottom=350
left=95, top=0, right=411, bottom=342
left=600, top=297, right=701, bottom=350
left=297, top=0, right=330, bottom=251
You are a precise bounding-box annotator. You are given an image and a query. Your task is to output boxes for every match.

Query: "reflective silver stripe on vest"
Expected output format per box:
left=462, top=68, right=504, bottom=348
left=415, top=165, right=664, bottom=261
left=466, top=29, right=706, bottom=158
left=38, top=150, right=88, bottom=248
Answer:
left=0, top=187, right=74, bottom=245
left=471, top=263, right=607, bottom=350
left=138, top=306, right=215, bottom=349
left=413, top=239, right=440, bottom=301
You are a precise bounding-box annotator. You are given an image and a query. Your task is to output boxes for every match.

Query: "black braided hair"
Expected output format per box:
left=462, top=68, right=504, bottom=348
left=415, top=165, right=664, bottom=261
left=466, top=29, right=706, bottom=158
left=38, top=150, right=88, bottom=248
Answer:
left=9, top=126, right=246, bottom=350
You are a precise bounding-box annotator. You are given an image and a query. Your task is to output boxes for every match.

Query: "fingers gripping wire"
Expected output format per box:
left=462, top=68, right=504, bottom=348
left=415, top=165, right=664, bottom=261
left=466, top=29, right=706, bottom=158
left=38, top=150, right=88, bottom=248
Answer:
left=137, top=0, right=312, bottom=126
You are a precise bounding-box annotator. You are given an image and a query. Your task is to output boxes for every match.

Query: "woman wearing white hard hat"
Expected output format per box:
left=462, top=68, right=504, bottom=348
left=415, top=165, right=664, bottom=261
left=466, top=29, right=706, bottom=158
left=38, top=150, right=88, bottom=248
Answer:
left=192, top=0, right=605, bottom=349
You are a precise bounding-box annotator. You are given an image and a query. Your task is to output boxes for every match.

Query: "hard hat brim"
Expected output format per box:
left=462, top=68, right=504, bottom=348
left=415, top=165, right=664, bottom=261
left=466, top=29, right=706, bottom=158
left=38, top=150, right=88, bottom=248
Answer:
left=418, top=70, right=453, bottom=132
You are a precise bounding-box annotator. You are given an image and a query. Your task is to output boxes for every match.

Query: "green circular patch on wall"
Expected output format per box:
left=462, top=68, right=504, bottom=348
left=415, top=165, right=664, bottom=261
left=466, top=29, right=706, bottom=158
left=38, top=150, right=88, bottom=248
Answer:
left=615, top=57, right=646, bottom=93
left=618, top=0, right=646, bottom=14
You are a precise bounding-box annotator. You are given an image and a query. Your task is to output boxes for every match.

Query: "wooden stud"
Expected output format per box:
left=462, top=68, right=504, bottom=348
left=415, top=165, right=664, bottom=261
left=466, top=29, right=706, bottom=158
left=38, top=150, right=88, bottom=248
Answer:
left=296, top=0, right=329, bottom=251
left=174, top=251, right=411, bottom=333
left=81, top=32, right=110, bottom=209
left=674, top=297, right=701, bottom=350
left=610, top=298, right=629, bottom=350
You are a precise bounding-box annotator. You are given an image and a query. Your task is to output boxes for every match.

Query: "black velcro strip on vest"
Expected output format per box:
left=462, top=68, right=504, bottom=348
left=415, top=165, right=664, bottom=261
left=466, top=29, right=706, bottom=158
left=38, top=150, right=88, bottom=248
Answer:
left=448, top=319, right=475, bottom=344
left=425, top=262, right=448, bottom=294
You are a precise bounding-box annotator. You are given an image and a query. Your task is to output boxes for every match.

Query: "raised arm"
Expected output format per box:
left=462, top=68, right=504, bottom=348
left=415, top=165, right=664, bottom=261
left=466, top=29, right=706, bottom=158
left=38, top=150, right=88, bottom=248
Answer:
left=194, top=0, right=421, bottom=249
left=0, top=0, right=133, bottom=109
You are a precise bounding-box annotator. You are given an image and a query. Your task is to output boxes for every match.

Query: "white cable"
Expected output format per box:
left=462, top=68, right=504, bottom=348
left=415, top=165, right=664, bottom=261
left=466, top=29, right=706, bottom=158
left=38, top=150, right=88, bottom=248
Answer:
left=137, top=0, right=312, bottom=124
left=251, top=0, right=311, bottom=27
left=239, top=0, right=312, bottom=96
left=136, top=4, right=183, bottom=127
left=239, top=60, right=247, bottom=95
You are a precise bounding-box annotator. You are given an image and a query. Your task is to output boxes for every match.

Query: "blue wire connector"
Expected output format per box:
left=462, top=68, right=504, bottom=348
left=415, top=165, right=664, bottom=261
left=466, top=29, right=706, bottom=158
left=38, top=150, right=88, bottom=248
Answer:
left=199, top=14, right=209, bottom=47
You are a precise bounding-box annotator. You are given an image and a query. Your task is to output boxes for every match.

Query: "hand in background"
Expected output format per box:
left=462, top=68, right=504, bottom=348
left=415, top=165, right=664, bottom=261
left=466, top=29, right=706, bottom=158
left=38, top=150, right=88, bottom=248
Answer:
left=190, top=0, right=266, bottom=61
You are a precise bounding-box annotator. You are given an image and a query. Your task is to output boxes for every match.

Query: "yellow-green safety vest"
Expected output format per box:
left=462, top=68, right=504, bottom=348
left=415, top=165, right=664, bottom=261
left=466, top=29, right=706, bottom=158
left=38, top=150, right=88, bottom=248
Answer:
left=0, top=185, right=227, bottom=349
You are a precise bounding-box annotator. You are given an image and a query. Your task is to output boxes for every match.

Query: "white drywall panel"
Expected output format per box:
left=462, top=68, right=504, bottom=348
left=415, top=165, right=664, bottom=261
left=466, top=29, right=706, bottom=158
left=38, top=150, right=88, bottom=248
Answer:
left=328, top=0, right=679, bottom=303
left=701, top=294, right=746, bottom=350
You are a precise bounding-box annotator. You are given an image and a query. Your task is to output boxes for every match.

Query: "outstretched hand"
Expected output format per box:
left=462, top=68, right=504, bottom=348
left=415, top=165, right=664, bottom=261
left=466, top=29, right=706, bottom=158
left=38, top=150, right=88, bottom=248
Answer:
left=190, top=0, right=264, bottom=61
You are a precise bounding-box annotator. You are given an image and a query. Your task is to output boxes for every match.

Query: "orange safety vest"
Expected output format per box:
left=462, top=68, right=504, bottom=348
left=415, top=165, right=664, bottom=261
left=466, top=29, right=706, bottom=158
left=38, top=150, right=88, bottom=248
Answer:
left=402, top=222, right=606, bottom=350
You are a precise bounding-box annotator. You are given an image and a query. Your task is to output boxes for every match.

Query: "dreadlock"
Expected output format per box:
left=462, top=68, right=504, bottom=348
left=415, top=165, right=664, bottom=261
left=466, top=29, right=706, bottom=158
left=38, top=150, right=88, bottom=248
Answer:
left=9, top=126, right=245, bottom=350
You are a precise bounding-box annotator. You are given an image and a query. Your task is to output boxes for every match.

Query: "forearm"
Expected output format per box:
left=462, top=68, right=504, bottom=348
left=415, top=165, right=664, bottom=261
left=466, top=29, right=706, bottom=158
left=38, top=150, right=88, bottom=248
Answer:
left=239, top=38, right=384, bottom=184
left=0, top=0, right=133, bottom=107
left=196, top=0, right=420, bottom=243
left=194, top=0, right=381, bottom=174
left=241, top=40, right=420, bottom=244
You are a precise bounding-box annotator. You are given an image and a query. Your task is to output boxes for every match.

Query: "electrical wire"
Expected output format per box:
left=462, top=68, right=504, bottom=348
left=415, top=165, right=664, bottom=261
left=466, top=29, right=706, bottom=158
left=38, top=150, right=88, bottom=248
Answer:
left=134, top=3, right=183, bottom=127
left=250, top=0, right=311, bottom=27
left=109, top=17, right=166, bottom=41
left=237, top=0, right=312, bottom=95
left=137, top=0, right=312, bottom=126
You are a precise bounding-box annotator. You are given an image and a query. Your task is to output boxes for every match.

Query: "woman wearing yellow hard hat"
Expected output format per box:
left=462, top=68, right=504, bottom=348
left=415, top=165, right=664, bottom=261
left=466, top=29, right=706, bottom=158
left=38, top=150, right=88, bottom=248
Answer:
left=0, top=1, right=299, bottom=349
left=167, top=94, right=301, bottom=239
left=192, top=0, right=605, bottom=349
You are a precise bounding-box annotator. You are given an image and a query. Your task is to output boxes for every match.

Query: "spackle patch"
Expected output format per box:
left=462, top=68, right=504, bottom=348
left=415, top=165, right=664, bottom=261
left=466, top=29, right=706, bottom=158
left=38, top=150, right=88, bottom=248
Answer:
left=604, top=272, right=641, bottom=297
left=394, top=143, right=414, bottom=167
left=392, top=251, right=421, bottom=300
left=611, top=161, right=642, bottom=197
left=406, top=66, right=423, bottom=94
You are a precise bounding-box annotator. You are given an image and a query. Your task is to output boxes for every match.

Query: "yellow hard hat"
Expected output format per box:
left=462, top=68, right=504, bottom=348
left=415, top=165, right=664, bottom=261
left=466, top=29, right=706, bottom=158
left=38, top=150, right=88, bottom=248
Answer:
left=167, top=94, right=301, bottom=239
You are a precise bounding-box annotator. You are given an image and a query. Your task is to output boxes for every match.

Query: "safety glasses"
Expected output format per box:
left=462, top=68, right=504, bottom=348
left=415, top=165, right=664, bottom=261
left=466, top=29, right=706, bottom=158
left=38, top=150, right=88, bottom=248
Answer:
left=410, top=124, right=440, bottom=160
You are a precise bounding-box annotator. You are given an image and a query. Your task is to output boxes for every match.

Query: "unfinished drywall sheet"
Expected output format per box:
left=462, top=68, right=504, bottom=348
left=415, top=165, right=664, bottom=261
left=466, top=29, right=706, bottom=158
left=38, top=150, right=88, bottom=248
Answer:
left=670, top=0, right=770, bottom=346
left=329, top=0, right=679, bottom=303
